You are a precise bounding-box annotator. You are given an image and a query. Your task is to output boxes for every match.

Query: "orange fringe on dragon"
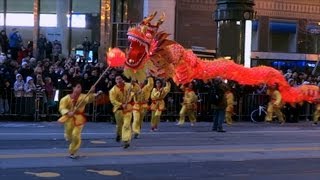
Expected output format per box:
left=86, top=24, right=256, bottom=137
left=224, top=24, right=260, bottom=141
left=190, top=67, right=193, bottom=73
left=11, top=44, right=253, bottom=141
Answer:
left=107, top=12, right=319, bottom=104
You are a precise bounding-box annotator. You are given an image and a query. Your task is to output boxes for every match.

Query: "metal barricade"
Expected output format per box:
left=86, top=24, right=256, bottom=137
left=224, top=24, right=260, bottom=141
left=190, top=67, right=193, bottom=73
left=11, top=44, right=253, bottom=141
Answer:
left=0, top=88, right=317, bottom=122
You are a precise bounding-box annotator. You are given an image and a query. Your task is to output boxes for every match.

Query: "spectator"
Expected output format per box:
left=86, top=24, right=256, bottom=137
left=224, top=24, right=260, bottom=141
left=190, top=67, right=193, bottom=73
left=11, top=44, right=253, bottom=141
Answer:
left=44, top=76, right=57, bottom=110
left=45, top=41, right=53, bottom=60
left=14, top=74, right=24, bottom=97
left=53, top=40, right=62, bottom=61
left=211, top=78, right=227, bottom=132
left=0, top=30, right=9, bottom=55
left=37, top=34, right=47, bottom=61
left=24, top=76, right=36, bottom=97
left=91, top=40, right=100, bottom=63
left=9, top=28, right=22, bottom=60
left=82, top=37, right=91, bottom=61
left=58, top=74, right=71, bottom=90
left=19, top=61, right=33, bottom=81
left=0, top=79, right=11, bottom=114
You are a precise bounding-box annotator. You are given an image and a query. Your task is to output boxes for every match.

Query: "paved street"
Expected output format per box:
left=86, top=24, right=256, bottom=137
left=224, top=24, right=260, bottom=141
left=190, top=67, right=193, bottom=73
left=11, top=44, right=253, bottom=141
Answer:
left=1, top=120, right=320, bottom=179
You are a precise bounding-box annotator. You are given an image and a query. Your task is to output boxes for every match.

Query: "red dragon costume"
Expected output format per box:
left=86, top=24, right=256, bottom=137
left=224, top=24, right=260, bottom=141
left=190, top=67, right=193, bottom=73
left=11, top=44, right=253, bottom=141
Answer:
left=107, top=12, right=319, bottom=104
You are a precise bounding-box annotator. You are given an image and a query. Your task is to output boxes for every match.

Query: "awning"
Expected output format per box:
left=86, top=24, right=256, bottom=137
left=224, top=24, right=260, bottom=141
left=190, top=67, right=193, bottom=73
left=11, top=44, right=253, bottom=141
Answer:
left=252, top=20, right=258, bottom=31
left=270, top=22, right=297, bottom=33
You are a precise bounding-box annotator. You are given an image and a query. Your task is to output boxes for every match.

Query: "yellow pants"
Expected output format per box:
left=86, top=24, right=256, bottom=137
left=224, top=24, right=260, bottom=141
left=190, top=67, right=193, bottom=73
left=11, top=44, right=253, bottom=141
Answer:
left=225, top=111, right=233, bottom=125
left=114, top=110, right=133, bottom=142
left=313, top=110, right=320, bottom=123
left=178, top=105, right=196, bottom=124
left=265, top=104, right=284, bottom=123
left=64, top=119, right=84, bottom=155
left=132, top=108, right=147, bottom=134
left=151, top=110, right=162, bottom=128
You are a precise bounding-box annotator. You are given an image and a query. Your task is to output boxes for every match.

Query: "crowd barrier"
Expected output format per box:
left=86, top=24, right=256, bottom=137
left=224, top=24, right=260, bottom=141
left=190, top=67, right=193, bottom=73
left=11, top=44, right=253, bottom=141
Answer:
left=0, top=89, right=316, bottom=122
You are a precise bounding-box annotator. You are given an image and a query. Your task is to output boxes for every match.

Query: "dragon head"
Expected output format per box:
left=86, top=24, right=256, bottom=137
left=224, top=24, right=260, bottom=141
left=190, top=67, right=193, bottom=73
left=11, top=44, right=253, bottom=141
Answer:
left=126, top=12, right=165, bottom=69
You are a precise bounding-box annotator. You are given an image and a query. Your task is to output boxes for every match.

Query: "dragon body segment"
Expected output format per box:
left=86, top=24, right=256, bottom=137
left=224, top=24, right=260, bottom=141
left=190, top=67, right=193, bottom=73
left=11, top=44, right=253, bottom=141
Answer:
left=111, top=12, right=318, bottom=103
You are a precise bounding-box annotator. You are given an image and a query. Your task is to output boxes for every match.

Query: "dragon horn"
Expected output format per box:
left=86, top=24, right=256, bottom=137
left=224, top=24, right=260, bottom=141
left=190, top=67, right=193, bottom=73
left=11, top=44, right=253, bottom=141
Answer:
left=141, top=11, right=157, bottom=25
left=156, top=12, right=165, bottom=27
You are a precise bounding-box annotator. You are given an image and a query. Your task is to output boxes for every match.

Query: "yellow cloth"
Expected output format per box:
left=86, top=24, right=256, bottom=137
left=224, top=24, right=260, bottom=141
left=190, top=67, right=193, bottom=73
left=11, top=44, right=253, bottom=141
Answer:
left=109, top=82, right=141, bottom=142
left=150, top=82, right=171, bottom=128
left=265, top=90, right=284, bottom=122
left=178, top=86, right=197, bottom=125
left=58, top=93, right=95, bottom=155
left=132, top=77, right=154, bottom=134
left=313, top=104, right=320, bottom=123
left=225, top=91, right=234, bottom=125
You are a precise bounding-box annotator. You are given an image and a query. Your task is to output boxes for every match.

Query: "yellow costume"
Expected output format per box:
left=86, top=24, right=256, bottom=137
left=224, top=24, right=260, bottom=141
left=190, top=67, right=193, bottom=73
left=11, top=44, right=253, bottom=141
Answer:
left=225, top=91, right=234, bottom=125
left=177, top=86, right=197, bottom=125
left=109, top=83, right=140, bottom=143
left=150, top=81, right=171, bottom=130
left=132, top=77, right=154, bottom=136
left=265, top=89, right=284, bottom=123
left=313, top=103, right=320, bottom=124
left=58, top=93, right=95, bottom=155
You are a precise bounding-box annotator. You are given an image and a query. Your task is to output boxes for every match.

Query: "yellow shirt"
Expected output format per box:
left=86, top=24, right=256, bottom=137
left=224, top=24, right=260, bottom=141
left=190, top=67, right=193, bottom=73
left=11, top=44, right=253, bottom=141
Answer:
left=267, top=89, right=282, bottom=107
left=109, top=82, right=140, bottom=112
left=225, top=91, right=234, bottom=112
left=150, top=82, right=171, bottom=111
left=181, top=86, right=197, bottom=110
left=58, top=93, right=95, bottom=125
left=133, top=77, right=154, bottom=110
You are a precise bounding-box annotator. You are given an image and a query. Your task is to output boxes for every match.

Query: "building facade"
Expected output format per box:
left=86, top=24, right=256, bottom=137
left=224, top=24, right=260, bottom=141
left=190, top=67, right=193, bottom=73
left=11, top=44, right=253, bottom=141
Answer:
left=1, top=0, right=320, bottom=69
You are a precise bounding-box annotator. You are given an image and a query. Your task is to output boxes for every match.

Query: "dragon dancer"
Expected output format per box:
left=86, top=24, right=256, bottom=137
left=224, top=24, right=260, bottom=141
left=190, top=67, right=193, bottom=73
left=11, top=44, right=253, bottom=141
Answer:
left=150, top=79, right=171, bottom=131
left=132, top=76, right=154, bottom=138
left=176, top=82, right=198, bottom=126
left=313, top=103, right=320, bottom=125
left=109, top=74, right=140, bottom=148
left=58, top=80, right=101, bottom=159
left=265, top=84, right=285, bottom=124
left=225, top=85, right=234, bottom=125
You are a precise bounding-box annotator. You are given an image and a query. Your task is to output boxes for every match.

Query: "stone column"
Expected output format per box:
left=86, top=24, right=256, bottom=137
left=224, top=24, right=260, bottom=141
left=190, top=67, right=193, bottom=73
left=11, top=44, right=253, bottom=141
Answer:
left=33, top=0, right=40, bottom=58
left=99, top=0, right=111, bottom=63
left=56, top=0, right=69, bottom=56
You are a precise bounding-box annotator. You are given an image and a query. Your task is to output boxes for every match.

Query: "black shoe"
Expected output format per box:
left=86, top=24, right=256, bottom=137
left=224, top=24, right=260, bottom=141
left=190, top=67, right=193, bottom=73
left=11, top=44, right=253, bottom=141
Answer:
left=116, top=135, right=121, bottom=142
left=123, top=142, right=130, bottom=149
left=134, top=133, right=139, bottom=139
left=212, top=127, right=217, bottom=131
left=217, top=129, right=226, bottom=133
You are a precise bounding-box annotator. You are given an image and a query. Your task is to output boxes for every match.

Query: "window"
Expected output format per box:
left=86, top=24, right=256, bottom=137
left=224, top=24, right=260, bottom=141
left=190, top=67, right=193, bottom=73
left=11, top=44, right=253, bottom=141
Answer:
left=6, top=13, right=33, bottom=27
left=67, top=14, right=86, bottom=28
left=40, top=14, right=57, bottom=27
left=0, top=13, right=85, bottom=28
